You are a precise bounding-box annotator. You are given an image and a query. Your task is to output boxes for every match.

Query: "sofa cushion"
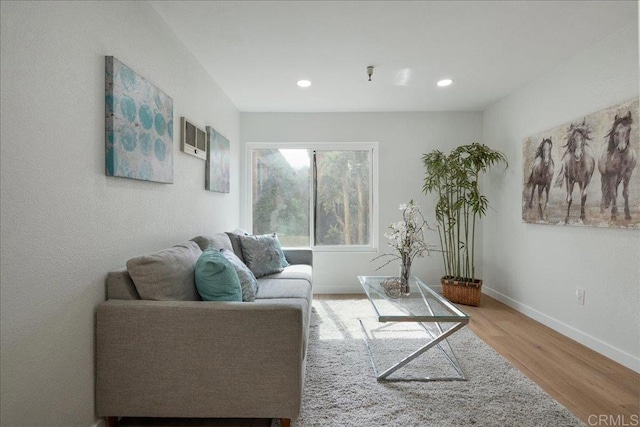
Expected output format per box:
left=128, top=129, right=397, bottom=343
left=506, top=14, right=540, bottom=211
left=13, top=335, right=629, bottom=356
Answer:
left=220, top=248, right=258, bottom=302
left=195, top=250, right=242, bottom=302
left=126, top=241, right=202, bottom=301
left=190, top=233, right=234, bottom=252
left=238, top=234, right=285, bottom=278
left=259, top=264, right=312, bottom=285
left=106, top=269, right=140, bottom=300
left=256, top=278, right=312, bottom=302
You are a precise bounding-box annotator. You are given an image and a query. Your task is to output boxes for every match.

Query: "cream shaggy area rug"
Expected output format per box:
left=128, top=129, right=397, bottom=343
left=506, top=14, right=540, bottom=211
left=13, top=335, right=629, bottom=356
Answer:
left=275, top=299, right=585, bottom=427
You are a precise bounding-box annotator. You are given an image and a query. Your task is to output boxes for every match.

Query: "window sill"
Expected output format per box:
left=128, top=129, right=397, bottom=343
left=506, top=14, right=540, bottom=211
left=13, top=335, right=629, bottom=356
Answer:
left=311, top=245, right=378, bottom=253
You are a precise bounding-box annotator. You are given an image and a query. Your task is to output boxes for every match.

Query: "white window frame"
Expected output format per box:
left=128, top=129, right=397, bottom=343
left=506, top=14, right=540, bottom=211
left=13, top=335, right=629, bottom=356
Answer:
left=245, top=142, right=378, bottom=252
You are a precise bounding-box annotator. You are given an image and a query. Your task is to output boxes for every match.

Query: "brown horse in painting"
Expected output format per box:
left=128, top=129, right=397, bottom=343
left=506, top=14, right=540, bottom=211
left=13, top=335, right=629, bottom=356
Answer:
left=598, top=111, right=637, bottom=220
left=526, top=138, right=554, bottom=220
left=554, top=120, right=595, bottom=223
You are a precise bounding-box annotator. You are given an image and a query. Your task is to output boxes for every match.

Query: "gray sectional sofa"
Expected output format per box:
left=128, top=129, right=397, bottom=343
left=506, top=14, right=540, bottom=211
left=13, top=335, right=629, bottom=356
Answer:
left=95, top=232, right=313, bottom=427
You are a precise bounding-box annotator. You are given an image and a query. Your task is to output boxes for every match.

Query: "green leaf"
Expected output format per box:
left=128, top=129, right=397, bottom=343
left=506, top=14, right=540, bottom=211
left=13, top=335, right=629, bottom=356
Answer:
left=421, top=143, right=507, bottom=279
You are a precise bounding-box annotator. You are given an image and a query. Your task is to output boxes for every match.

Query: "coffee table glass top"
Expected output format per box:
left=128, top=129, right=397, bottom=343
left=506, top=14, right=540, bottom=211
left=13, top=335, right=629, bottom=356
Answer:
left=358, top=276, right=469, bottom=323
left=358, top=275, right=470, bottom=381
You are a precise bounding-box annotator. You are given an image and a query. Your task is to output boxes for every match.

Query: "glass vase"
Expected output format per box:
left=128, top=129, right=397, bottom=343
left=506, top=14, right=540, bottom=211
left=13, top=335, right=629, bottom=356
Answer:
left=399, top=262, right=411, bottom=295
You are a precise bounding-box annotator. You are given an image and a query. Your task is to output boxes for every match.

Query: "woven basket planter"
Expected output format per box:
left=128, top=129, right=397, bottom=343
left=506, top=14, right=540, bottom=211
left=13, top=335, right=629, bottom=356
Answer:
left=441, top=277, right=483, bottom=307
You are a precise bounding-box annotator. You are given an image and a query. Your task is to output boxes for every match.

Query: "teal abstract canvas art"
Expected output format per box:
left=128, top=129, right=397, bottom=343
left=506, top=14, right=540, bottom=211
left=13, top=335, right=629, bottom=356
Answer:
left=105, top=56, right=173, bottom=183
left=206, top=126, right=230, bottom=193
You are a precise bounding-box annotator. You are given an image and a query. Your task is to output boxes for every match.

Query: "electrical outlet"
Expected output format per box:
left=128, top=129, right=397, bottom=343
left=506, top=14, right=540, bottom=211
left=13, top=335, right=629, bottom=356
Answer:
left=574, top=287, right=585, bottom=305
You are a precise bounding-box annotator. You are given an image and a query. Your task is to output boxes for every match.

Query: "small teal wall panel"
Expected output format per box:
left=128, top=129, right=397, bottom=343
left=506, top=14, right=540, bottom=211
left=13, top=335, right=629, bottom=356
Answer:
left=105, top=56, right=173, bottom=183
left=205, top=126, right=230, bottom=193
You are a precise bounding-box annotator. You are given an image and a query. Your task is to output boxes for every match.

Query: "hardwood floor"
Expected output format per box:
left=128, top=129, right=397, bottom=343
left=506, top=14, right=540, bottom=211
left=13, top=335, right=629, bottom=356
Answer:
left=462, top=295, right=640, bottom=424
left=118, top=294, right=639, bottom=426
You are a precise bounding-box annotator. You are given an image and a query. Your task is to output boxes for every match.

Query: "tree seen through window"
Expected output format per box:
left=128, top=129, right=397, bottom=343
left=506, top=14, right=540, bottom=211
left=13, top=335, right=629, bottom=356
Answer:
left=251, top=148, right=372, bottom=247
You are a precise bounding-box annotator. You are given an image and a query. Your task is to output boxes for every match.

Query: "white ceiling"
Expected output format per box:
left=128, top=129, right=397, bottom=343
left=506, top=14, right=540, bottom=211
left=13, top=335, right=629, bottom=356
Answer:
left=149, top=1, right=638, bottom=113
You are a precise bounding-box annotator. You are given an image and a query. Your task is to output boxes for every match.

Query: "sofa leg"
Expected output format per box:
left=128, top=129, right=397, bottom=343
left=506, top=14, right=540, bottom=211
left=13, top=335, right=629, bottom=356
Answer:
left=280, top=419, right=291, bottom=427
left=105, top=417, right=119, bottom=427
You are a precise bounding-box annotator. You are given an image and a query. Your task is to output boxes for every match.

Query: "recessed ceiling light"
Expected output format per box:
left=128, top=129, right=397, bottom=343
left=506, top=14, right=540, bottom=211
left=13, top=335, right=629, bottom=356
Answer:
left=297, top=79, right=311, bottom=88
left=437, top=78, right=453, bottom=87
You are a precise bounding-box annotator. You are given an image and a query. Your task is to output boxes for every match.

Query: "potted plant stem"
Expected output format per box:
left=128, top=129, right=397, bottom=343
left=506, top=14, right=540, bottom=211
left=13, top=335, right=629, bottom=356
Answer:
left=421, top=143, right=507, bottom=306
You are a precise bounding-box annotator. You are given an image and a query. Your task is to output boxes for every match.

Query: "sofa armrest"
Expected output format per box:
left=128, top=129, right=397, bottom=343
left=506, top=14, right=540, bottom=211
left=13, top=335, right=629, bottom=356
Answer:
left=283, top=248, right=313, bottom=267
left=96, top=300, right=304, bottom=419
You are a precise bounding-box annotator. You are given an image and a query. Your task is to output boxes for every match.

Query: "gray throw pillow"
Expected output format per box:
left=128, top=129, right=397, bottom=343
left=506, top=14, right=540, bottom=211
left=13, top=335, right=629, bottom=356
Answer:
left=237, top=233, right=285, bottom=278
left=190, top=233, right=234, bottom=252
left=226, top=229, right=249, bottom=262
left=220, top=248, right=258, bottom=302
left=273, top=234, right=290, bottom=268
left=126, top=241, right=202, bottom=301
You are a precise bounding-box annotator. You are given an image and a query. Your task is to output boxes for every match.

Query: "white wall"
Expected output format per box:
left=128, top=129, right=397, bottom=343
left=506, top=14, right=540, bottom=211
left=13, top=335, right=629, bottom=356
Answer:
left=482, top=22, right=640, bottom=371
left=240, top=112, right=483, bottom=293
left=1, top=3, right=637, bottom=426
left=0, top=2, right=240, bottom=426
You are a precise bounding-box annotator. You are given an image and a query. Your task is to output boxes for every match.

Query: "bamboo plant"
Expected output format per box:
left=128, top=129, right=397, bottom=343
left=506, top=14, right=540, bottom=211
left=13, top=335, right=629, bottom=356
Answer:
left=421, top=143, right=507, bottom=282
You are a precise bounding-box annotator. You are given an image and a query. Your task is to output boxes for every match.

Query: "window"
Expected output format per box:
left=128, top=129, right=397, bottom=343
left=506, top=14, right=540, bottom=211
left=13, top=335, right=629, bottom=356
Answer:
left=248, top=143, right=377, bottom=250
left=252, top=148, right=311, bottom=246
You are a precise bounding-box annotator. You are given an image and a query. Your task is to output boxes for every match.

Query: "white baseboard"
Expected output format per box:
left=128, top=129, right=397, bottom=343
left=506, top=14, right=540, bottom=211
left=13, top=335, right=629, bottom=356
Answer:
left=483, top=286, right=640, bottom=373
left=90, top=420, right=105, bottom=427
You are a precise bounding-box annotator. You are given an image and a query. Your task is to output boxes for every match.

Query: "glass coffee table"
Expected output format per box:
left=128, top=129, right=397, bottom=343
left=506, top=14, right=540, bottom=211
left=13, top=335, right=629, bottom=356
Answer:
left=358, top=275, right=470, bottom=381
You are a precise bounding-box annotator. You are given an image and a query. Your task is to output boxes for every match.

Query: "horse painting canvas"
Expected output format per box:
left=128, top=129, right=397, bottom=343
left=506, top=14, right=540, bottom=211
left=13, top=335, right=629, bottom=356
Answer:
left=525, top=138, right=554, bottom=221
left=522, top=97, right=639, bottom=229
left=598, top=112, right=637, bottom=221
left=553, top=120, right=596, bottom=223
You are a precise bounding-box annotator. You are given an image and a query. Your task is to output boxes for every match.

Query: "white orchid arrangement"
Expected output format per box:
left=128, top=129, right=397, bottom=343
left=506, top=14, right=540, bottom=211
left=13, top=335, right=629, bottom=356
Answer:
left=373, top=200, right=436, bottom=275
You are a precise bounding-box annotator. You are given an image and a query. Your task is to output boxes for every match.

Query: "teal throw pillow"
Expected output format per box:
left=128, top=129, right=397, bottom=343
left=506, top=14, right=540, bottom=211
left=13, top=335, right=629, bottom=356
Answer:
left=220, top=248, right=258, bottom=302
left=238, top=233, right=286, bottom=278
left=194, top=249, right=242, bottom=301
